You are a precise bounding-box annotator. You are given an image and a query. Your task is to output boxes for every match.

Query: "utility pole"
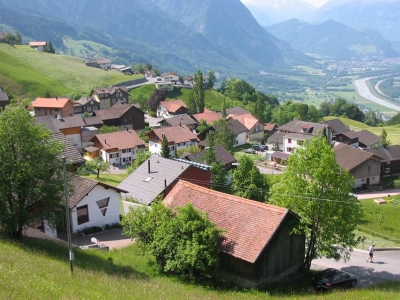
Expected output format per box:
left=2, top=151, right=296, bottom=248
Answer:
left=63, top=157, right=74, bottom=273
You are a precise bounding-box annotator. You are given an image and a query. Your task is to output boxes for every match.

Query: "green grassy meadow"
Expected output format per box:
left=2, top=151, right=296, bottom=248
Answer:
left=81, top=173, right=128, bottom=187
left=1, top=237, right=400, bottom=300
left=324, top=116, right=400, bottom=144
left=0, top=44, right=142, bottom=98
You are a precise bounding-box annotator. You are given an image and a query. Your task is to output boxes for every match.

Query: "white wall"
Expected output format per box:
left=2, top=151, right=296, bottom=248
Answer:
left=234, top=132, right=247, bottom=147
left=354, top=176, right=380, bottom=188
left=66, top=133, right=82, bottom=148
left=70, top=185, right=121, bottom=233
left=283, top=137, right=302, bottom=154
left=149, top=141, right=161, bottom=156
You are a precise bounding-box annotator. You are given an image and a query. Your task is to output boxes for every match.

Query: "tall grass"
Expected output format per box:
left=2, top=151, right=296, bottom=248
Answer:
left=0, top=238, right=399, bottom=299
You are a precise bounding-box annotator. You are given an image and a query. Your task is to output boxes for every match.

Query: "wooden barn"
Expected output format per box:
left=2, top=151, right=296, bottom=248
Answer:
left=164, top=180, right=305, bottom=288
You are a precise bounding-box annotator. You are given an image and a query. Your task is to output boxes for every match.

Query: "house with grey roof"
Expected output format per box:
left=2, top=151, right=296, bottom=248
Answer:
left=321, top=118, right=349, bottom=138
left=334, top=143, right=381, bottom=188
left=182, top=145, right=237, bottom=171
left=117, top=156, right=211, bottom=206
left=74, top=96, right=100, bottom=116
left=158, top=115, right=197, bottom=131
left=365, top=145, right=400, bottom=177
left=66, top=176, right=127, bottom=234
left=335, top=130, right=380, bottom=149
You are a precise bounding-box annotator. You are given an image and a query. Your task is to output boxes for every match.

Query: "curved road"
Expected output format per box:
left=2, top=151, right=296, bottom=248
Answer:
left=354, top=77, right=400, bottom=111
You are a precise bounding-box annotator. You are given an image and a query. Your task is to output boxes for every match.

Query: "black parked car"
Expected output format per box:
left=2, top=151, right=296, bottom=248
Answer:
left=259, top=145, right=268, bottom=151
left=252, top=144, right=260, bottom=151
left=312, top=268, right=357, bottom=291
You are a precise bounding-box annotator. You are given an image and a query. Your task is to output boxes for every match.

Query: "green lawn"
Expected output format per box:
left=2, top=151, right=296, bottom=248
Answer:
left=358, top=197, right=400, bottom=242
left=0, top=43, right=142, bottom=98
left=81, top=173, right=128, bottom=187
left=1, top=237, right=400, bottom=300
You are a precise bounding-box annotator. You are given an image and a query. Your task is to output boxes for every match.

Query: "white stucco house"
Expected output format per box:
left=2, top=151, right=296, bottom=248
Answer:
left=89, top=129, right=146, bottom=166
left=160, top=71, right=180, bottom=83
left=282, top=133, right=314, bottom=154
left=147, top=126, right=199, bottom=157
left=68, top=176, right=127, bottom=233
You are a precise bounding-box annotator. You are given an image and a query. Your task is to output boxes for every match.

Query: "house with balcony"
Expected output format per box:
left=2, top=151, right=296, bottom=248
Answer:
left=157, top=99, right=188, bottom=118
left=160, top=71, right=180, bottom=83
left=92, top=102, right=145, bottom=131
left=32, top=97, right=75, bottom=118
left=89, top=129, right=146, bottom=166
left=74, top=96, right=100, bottom=116
left=147, top=126, right=199, bottom=157
left=91, top=86, right=129, bottom=110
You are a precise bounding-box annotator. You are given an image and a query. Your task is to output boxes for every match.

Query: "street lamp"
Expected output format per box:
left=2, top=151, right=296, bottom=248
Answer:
left=63, top=157, right=74, bottom=273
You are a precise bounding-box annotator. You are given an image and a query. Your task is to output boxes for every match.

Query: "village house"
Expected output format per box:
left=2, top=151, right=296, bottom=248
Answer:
left=264, top=123, right=277, bottom=138
left=321, top=118, right=349, bottom=141
left=84, top=58, right=111, bottom=69
left=28, top=41, right=47, bottom=51
left=335, top=130, right=380, bottom=149
left=117, top=156, right=211, bottom=205
left=227, top=113, right=264, bottom=141
left=118, top=66, right=134, bottom=75
left=0, top=87, right=9, bottom=111
left=144, top=69, right=157, bottom=78
left=91, top=86, right=129, bottom=110
left=335, top=143, right=381, bottom=188
left=32, top=97, right=75, bottom=118
left=229, top=118, right=249, bottom=147
left=147, top=126, right=199, bottom=157
left=160, top=71, right=180, bottom=83
left=164, top=180, right=305, bottom=288
left=74, top=96, right=100, bottom=116
left=365, top=145, right=400, bottom=177
left=66, top=176, right=127, bottom=234
left=81, top=126, right=99, bottom=149
left=92, top=102, right=145, bottom=131
left=182, top=145, right=237, bottom=171
left=282, top=133, right=314, bottom=154
left=89, top=129, right=146, bottom=166
left=183, top=75, right=193, bottom=86
left=192, top=110, right=222, bottom=126
left=157, top=115, right=197, bottom=131
left=157, top=99, right=188, bottom=118
left=35, top=117, right=85, bottom=170
left=269, top=120, right=332, bottom=151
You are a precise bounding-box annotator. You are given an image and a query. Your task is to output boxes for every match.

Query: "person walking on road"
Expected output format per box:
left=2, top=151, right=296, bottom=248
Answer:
left=367, top=244, right=375, bottom=263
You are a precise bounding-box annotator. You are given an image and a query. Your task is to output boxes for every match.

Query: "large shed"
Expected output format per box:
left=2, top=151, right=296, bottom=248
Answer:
left=164, top=180, right=305, bottom=288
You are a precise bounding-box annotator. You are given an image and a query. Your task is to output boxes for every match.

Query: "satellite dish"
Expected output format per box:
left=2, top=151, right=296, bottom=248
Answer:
left=91, top=237, right=98, bottom=244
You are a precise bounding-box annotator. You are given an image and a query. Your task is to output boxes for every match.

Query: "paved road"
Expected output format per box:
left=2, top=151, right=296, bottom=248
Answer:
left=354, top=77, right=400, bottom=111
left=356, top=188, right=400, bottom=200
left=312, top=249, right=400, bottom=288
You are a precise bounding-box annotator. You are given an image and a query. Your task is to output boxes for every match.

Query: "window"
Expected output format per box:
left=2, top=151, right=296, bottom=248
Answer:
left=87, top=107, right=91, bottom=112
left=287, top=147, right=292, bottom=152
left=37, top=108, right=42, bottom=111
left=93, top=107, right=97, bottom=111
left=54, top=108, right=59, bottom=112
left=288, top=138, right=292, bottom=144
left=171, top=146, right=175, bottom=150
left=122, top=98, right=126, bottom=102
left=77, top=205, right=89, bottom=225
left=91, top=101, right=93, bottom=104
left=385, top=168, right=390, bottom=174
left=96, top=197, right=109, bottom=216
left=112, top=99, right=116, bottom=103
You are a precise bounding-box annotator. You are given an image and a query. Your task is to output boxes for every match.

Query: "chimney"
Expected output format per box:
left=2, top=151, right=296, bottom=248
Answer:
left=179, top=122, right=182, bottom=127
left=104, top=139, right=107, bottom=145
left=148, top=160, right=151, bottom=173
left=126, top=127, right=129, bottom=132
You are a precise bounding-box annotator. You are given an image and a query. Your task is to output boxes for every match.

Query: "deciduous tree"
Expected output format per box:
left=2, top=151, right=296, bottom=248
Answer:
left=0, top=104, right=65, bottom=240
left=146, top=89, right=165, bottom=112
left=207, top=70, right=216, bottom=89
left=213, top=119, right=235, bottom=152
left=85, top=157, right=110, bottom=178
left=269, top=136, right=361, bottom=271
left=232, top=155, right=268, bottom=201
left=121, top=202, right=223, bottom=276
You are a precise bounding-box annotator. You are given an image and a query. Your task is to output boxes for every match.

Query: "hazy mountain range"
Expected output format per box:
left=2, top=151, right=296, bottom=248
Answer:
left=266, top=19, right=398, bottom=59
left=243, top=0, right=400, bottom=42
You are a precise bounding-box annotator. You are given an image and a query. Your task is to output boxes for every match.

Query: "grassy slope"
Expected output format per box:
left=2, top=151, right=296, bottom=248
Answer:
left=0, top=44, right=143, bottom=98
left=81, top=173, right=128, bottom=187
left=324, top=116, right=400, bottom=144
left=1, top=238, right=399, bottom=300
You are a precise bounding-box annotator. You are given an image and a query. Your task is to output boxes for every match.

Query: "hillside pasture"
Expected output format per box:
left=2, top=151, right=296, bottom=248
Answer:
left=0, top=44, right=141, bottom=98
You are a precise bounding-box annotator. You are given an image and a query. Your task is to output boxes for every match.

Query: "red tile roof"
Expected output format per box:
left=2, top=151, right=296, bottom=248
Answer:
left=160, top=99, right=187, bottom=113
left=164, top=180, right=289, bottom=263
left=32, top=97, right=72, bottom=109
left=193, top=111, right=222, bottom=125
left=149, top=126, right=198, bottom=144
left=90, top=130, right=146, bottom=150
left=227, top=113, right=261, bottom=131
left=264, top=123, right=276, bottom=131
